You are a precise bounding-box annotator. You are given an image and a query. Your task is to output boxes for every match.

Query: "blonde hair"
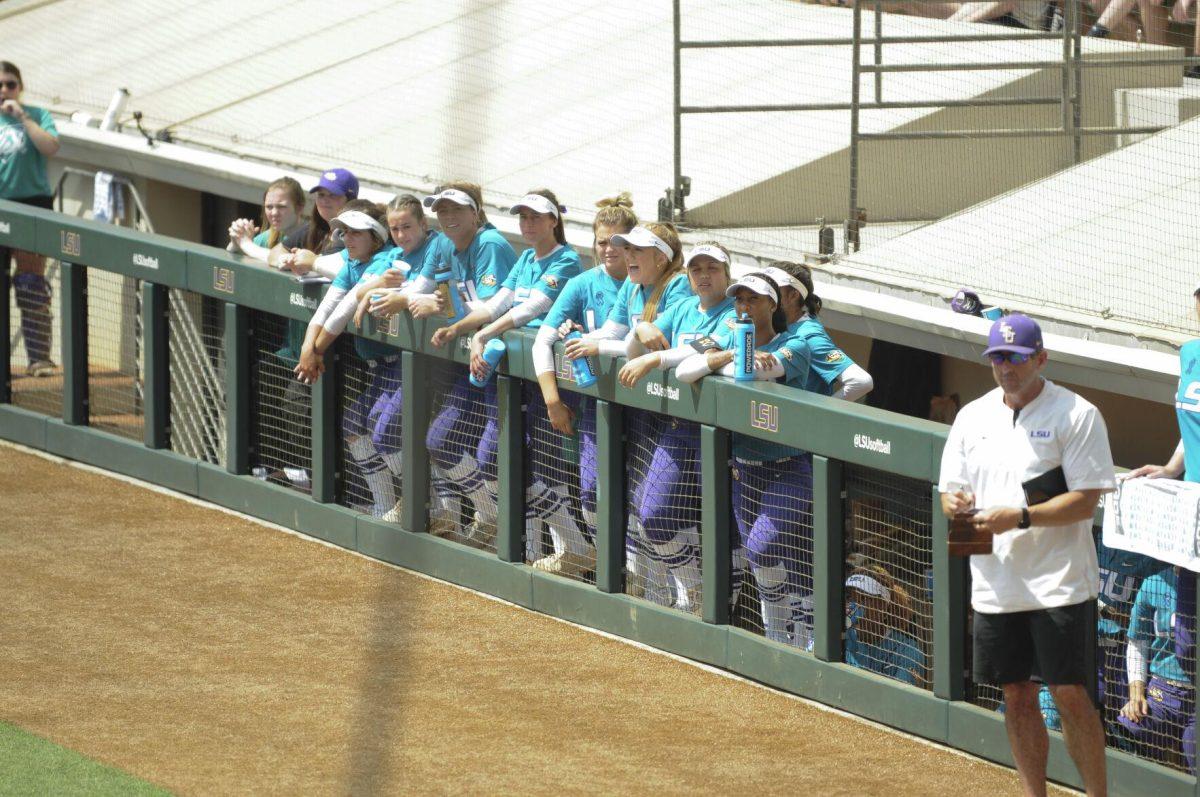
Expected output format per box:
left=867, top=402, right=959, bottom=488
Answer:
left=594, top=192, right=638, bottom=235
left=639, top=221, right=684, bottom=323
left=437, top=180, right=488, bottom=226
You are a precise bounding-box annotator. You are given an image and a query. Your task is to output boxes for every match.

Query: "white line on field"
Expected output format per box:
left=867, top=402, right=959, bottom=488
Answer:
left=1, top=439, right=1078, bottom=794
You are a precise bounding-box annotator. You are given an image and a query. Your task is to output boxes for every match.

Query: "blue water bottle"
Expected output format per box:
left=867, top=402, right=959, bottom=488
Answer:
left=433, top=262, right=465, bottom=323
left=564, top=331, right=597, bottom=388
left=470, top=338, right=507, bottom=387
left=733, top=314, right=755, bottom=381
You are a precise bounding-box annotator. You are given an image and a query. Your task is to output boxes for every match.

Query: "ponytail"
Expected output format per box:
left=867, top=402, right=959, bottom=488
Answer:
left=639, top=221, right=684, bottom=323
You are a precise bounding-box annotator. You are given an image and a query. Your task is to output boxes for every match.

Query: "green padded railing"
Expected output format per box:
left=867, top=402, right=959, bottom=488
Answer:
left=0, top=199, right=1192, bottom=797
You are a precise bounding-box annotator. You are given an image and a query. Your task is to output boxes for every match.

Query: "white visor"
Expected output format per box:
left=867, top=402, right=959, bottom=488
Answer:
left=423, top=188, right=478, bottom=212
left=509, top=193, right=562, bottom=219
left=725, top=274, right=779, bottom=306
left=610, top=226, right=673, bottom=260
left=845, top=573, right=891, bottom=603
left=762, top=266, right=809, bottom=301
left=684, top=244, right=730, bottom=269
left=330, top=210, right=387, bottom=242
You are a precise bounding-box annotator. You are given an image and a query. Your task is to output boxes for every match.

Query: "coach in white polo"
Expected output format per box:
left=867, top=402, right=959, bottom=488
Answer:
left=939, top=313, right=1115, bottom=797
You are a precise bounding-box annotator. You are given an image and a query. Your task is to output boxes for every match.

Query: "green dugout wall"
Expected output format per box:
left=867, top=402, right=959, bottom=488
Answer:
left=0, top=199, right=1193, bottom=796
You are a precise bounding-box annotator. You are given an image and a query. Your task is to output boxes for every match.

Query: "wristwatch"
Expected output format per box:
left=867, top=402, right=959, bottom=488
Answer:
left=1017, top=507, right=1031, bottom=529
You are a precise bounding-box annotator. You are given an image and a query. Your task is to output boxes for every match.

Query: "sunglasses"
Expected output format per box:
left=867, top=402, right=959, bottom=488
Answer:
left=0, top=80, right=18, bottom=91
left=988, top=351, right=1034, bottom=365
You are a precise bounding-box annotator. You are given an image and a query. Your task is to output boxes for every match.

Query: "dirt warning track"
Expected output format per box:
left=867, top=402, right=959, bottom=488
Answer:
left=0, top=444, right=1060, bottom=795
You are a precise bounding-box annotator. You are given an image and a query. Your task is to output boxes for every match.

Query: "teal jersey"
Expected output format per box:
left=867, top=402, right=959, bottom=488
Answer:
left=713, top=329, right=813, bottom=461
left=501, top=244, right=582, bottom=328
left=544, top=265, right=625, bottom=333
left=1127, top=568, right=1187, bottom=683
left=606, top=272, right=693, bottom=328
left=387, top=229, right=446, bottom=283
left=845, top=627, right=925, bottom=686
left=654, top=296, right=737, bottom=348
left=1176, top=339, right=1200, bottom=482
left=0, top=105, right=57, bottom=199
left=788, top=315, right=854, bottom=397
left=333, top=246, right=398, bottom=361
left=419, top=223, right=516, bottom=302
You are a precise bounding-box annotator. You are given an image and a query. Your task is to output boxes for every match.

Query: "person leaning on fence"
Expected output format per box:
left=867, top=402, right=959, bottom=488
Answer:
left=529, top=193, right=638, bottom=571
left=226, top=176, right=308, bottom=262
left=351, top=194, right=449, bottom=327
left=762, top=262, right=873, bottom=402
left=275, top=167, right=359, bottom=278
left=293, top=204, right=406, bottom=520
left=939, top=313, right=1115, bottom=797
left=677, top=272, right=816, bottom=646
left=418, top=183, right=518, bottom=545
left=0, top=61, right=61, bottom=378
left=430, top=189, right=581, bottom=553
left=844, top=566, right=926, bottom=686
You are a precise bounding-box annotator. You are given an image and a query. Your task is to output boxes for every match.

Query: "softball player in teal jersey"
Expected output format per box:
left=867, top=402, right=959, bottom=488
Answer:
left=617, top=243, right=736, bottom=611
left=528, top=196, right=637, bottom=576
left=677, top=272, right=816, bottom=645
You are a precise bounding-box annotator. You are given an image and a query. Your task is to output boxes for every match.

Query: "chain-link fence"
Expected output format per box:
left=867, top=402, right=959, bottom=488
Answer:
left=7, top=259, right=62, bottom=418
left=844, top=464, right=934, bottom=689
left=85, top=269, right=143, bottom=440
left=336, top=341, right=404, bottom=519
left=168, top=289, right=225, bottom=467
left=425, top=362, right=499, bottom=553
left=249, top=311, right=311, bottom=492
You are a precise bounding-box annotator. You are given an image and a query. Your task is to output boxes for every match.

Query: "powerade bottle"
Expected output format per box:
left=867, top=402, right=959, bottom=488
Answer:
left=564, top=331, right=597, bottom=388
left=433, top=261, right=465, bottom=323
left=470, top=338, right=507, bottom=387
left=733, top=313, right=755, bottom=381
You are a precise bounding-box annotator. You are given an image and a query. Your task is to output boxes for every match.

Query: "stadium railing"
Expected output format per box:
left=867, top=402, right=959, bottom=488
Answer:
left=0, top=199, right=1194, bottom=796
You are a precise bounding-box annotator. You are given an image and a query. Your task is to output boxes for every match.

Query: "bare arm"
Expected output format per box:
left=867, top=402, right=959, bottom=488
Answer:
left=969, top=489, right=1105, bottom=534
left=1125, top=440, right=1185, bottom=480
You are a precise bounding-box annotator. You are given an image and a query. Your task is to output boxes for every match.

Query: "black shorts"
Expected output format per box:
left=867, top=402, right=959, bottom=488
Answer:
left=1, top=195, right=54, bottom=268
left=973, top=600, right=1097, bottom=688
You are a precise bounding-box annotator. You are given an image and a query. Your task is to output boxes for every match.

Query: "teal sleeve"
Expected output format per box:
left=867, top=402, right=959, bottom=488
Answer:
left=652, top=299, right=680, bottom=338
left=607, top=280, right=633, bottom=326
left=775, top=335, right=813, bottom=384
left=34, top=107, right=58, bottom=137
left=252, top=231, right=271, bottom=248
left=661, top=273, right=694, bottom=314
left=544, top=278, right=585, bottom=330
left=1127, top=580, right=1158, bottom=642
left=536, top=253, right=581, bottom=302
left=474, top=239, right=518, bottom=299
left=806, top=332, right=854, bottom=387
left=331, top=262, right=356, bottom=291
left=502, top=250, right=528, bottom=292
left=419, top=235, right=453, bottom=281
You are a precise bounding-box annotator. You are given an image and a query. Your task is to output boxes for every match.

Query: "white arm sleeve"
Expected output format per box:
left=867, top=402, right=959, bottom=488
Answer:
left=484, top=287, right=516, bottom=321
left=676, top=353, right=714, bottom=384
left=533, top=323, right=561, bottom=376
left=584, top=319, right=628, bottom=342
left=309, top=286, right=348, bottom=330
left=322, top=287, right=362, bottom=336
left=658, top=345, right=697, bottom=370
left=401, top=274, right=437, bottom=296
left=717, top=358, right=785, bottom=381
left=508, top=290, right=554, bottom=328
left=598, top=337, right=629, bottom=358
left=312, top=252, right=345, bottom=280
left=834, top=363, right=874, bottom=402
left=1126, top=637, right=1150, bottom=684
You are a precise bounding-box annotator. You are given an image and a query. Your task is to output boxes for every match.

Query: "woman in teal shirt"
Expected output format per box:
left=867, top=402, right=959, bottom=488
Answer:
left=1, top=61, right=61, bottom=378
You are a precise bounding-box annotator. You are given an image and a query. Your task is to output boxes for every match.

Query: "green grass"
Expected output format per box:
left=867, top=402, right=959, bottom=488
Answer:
left=0, top=720, right=170, bottom=796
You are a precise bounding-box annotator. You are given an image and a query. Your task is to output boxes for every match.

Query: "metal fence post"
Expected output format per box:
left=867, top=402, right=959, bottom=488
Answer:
left=595, top=398, right=626, bottom=594
left=401, top=350, right=432, bottom=533
left=932, top=483, right=967, bottom=701
left=310, top=347, right=338, bottom=503
left=0, top=267, right=9, bottom=404
left=60, top=261, right=88, bottom=426
left=223, top=302, right=249, bottom=474
left=701, top=423, right=732, bottom=625
left=142, top=282, right=169, bottom=449
left=495, top=373, right=524, bottom=563
left=813, top=455, right=845, bottom=662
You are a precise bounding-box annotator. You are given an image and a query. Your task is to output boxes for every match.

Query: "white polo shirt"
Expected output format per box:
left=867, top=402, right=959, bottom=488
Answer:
left=938, top=380, right=1116, bottom=614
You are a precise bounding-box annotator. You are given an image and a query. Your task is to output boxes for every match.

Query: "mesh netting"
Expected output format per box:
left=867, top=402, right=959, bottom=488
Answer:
left=730, top=453, right=816, bottom=650
left=424, top=361, right=498, bottom=553
left=7, top=257, right=62, bottom=417
left=336, top=342, right=403, bottom=520
left=524, top=384, right=596, bottom=584
left=624, top=410, right=704, bottom=615
left=168, top=289, right=225, bottom=466
left=85, top=269, right=143, bottom=440
left=248, top=311, right=311, bottom=493
left=843, top=465, right=933, bottom=689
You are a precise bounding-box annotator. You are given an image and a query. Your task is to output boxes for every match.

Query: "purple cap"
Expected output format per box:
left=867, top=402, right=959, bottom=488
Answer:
left=310, top=168, right=359, bottom=199
left=983, top=313, right=1043, bottom=357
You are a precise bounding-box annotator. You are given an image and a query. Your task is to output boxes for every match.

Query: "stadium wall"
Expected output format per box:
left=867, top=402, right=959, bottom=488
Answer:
left=0, top=199, right=1194, bottom=797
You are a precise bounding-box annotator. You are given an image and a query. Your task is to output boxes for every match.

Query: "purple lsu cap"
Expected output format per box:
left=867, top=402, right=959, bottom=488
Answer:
left=311, top=168, right=359, bottom=199
left=983, top=313, right=1043, bottom=357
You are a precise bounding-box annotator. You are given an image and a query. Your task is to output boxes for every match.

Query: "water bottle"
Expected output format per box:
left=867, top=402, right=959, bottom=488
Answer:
left=564, top=331, right=597, bottom=388
left=433, top=262, right=465, bottom=322
left=470, top=338, right=507, bottom=387
left=733, top=314, right=755, bottom=381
